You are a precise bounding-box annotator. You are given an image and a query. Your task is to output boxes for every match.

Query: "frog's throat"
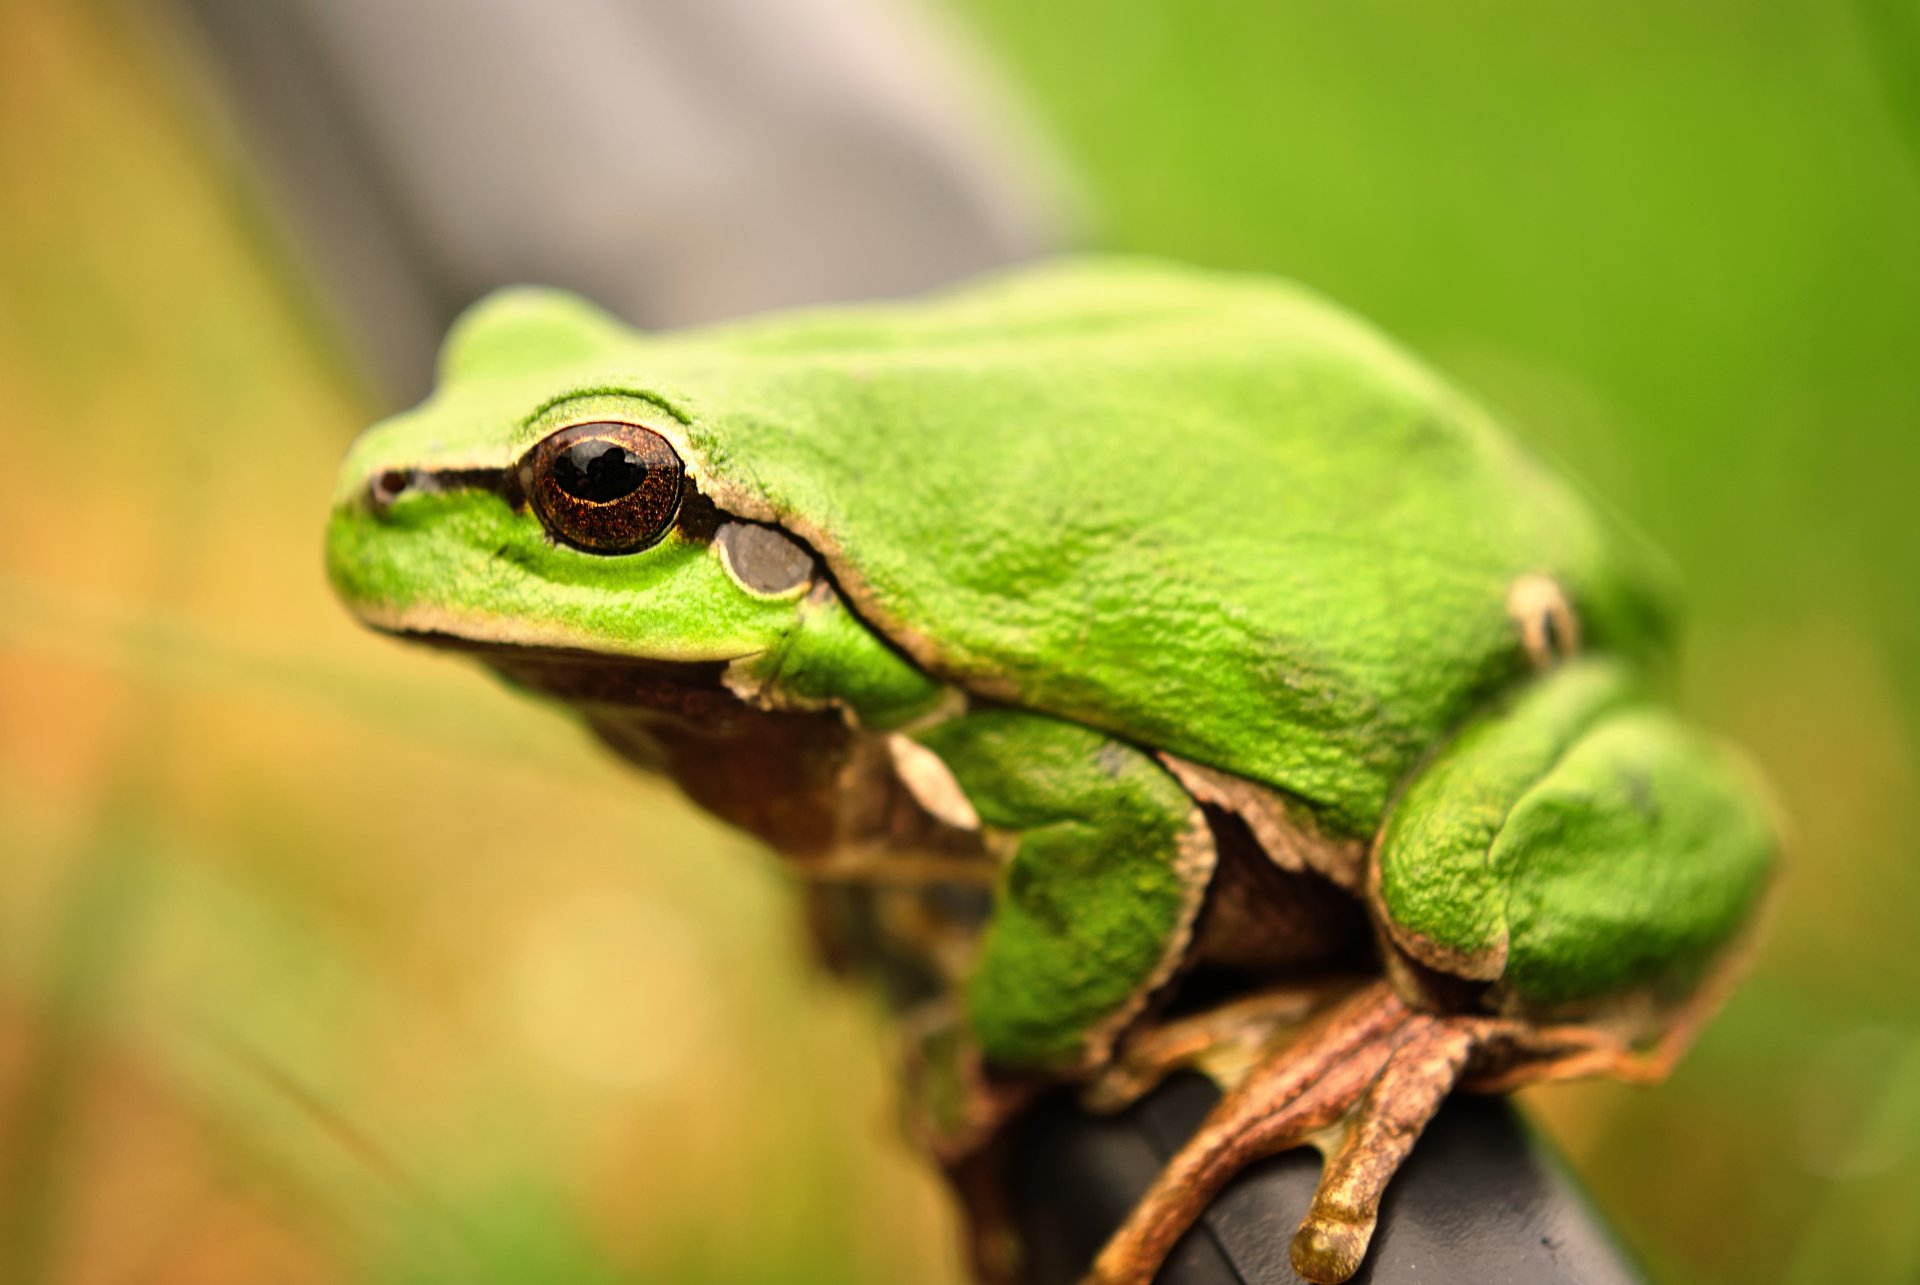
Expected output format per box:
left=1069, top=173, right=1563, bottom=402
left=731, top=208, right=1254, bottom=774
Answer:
left=385, top=630, right=762, bottom=726
left=389, top=628, right=866, bottom=857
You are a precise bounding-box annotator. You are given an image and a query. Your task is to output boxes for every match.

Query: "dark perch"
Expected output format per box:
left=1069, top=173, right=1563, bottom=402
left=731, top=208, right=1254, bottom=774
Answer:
left=167, top=6, right=1649, bottom=1282
left=1009, top=1075, right=1645, bottom=1285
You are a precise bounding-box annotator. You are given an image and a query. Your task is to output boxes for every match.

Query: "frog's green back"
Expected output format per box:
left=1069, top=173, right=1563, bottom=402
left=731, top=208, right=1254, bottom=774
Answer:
left=583, top=259, right=1673, bottom=836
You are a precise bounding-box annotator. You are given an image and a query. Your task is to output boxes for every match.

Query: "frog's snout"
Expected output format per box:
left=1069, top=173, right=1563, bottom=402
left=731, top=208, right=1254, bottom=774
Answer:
left=332, top=465, right=422, bottom=520
left=345, top=463, right=524, bottom=520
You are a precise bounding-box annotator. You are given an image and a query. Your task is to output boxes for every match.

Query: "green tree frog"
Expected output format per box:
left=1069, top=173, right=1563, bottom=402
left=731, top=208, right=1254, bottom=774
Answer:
left=326, top=258, right=1777, bottom=1284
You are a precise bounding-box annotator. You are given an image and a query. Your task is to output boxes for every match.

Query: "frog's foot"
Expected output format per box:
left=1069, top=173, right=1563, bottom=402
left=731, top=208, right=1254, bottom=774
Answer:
left=1082, top=982, right=1413, bottom=1285
left=899, top=1003, right=1041, bottom=1165
left=1082, top=977, right=1365, bottom=1114
left=898, top=1005, right=1046, bottom=1285
left=1082, top=980, right=1682, bottom=1285
left=945, top=1139, right=1024, bottom=1285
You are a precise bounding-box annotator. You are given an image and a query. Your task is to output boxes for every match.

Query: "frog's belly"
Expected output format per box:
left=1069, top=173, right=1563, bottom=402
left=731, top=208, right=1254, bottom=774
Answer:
left=1188, top=801, right=1371, bottom=975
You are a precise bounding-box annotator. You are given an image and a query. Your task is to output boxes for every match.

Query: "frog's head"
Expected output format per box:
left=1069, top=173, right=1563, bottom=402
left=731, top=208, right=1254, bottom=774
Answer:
left=325, top=290, right=828, bottom=720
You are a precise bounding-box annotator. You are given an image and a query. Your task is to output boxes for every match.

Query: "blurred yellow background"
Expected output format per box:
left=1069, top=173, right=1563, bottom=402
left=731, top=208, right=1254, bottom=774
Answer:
left=2, top=2, right=1916, bottom=1283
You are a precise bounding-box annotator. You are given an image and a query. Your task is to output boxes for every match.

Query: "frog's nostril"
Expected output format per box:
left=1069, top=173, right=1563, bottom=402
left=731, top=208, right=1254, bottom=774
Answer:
left=370, top=469, right=411, bottom=512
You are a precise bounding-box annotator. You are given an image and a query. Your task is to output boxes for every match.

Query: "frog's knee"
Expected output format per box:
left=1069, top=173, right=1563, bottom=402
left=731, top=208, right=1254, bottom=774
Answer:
left=1372, top=660, right=1638, bottom=982
left=1372, top=660, right=1778, bottom=1007
left=1491, top=710, right=1777, bottom=1006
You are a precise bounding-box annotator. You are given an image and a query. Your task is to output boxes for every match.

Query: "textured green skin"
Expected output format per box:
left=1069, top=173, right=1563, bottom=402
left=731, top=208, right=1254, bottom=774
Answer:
left=332, top=261, right=1675, bottom=832
left=1375, top=659, right=1775, bottom=1006
left=1494, top=707, right=1773, bottom=1004
left=327, top=257, right=1776, bottom=1067
left=914, top=712, right=1202, bottom=1067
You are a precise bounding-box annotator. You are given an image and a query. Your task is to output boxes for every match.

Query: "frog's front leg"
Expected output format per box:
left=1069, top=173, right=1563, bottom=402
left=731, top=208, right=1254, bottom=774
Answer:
left=892, top=711, right=1215, bottom=1282
left=1088, top=657, right=1777, bottom=1285
left=894, top=710, right=1215, bottom=1153
left=908, top=709, right=1219, bottom=1075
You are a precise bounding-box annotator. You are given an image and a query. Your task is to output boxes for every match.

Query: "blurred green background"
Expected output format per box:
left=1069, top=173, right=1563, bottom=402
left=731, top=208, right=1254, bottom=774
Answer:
left=2, top=1, right=1916, bottom=1283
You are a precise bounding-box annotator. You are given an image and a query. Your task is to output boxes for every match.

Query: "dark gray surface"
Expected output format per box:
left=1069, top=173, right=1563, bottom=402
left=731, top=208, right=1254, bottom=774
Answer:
left=1010, top=1075, right=1647, bottom=1285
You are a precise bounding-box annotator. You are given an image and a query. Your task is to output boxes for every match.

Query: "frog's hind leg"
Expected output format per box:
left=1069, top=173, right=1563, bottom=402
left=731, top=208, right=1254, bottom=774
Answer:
left=1283, top=1002, right=1698, bottom=1281
left=1083, top=966, right=1753, bottom=1285
left=1088, top=661, right=1780, bottom=1285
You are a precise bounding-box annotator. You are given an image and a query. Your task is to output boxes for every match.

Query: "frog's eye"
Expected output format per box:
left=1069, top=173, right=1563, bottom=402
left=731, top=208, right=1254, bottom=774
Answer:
left=524, top=421, right=684, bottom=554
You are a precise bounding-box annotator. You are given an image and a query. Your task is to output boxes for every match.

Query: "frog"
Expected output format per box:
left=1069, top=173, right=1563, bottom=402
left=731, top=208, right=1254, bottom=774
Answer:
left=325, top=257, right=1778, bottom=1285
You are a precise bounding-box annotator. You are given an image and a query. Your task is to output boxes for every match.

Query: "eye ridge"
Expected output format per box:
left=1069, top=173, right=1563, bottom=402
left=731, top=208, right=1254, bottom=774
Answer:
left=526, top=420, right=685, bottom=554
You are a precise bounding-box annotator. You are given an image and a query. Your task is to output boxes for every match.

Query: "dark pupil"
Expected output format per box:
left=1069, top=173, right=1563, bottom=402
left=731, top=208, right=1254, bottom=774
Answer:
left=553, top=439, right=646, bottom=502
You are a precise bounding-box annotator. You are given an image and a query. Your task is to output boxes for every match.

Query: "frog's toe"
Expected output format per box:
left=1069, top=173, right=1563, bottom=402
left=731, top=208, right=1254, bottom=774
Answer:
left=1285, top=1018, right=1477, bottom=1282
left=1291, top=1214, right=1373, bottom=1284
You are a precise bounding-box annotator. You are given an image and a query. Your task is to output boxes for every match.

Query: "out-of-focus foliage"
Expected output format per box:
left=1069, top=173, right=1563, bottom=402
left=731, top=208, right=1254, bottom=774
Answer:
left=1, top=1, right=1915, bottom=1283
left=948, top=1, right=1920, bottom=1280
left=0, top=4, right=958, bottom=1283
